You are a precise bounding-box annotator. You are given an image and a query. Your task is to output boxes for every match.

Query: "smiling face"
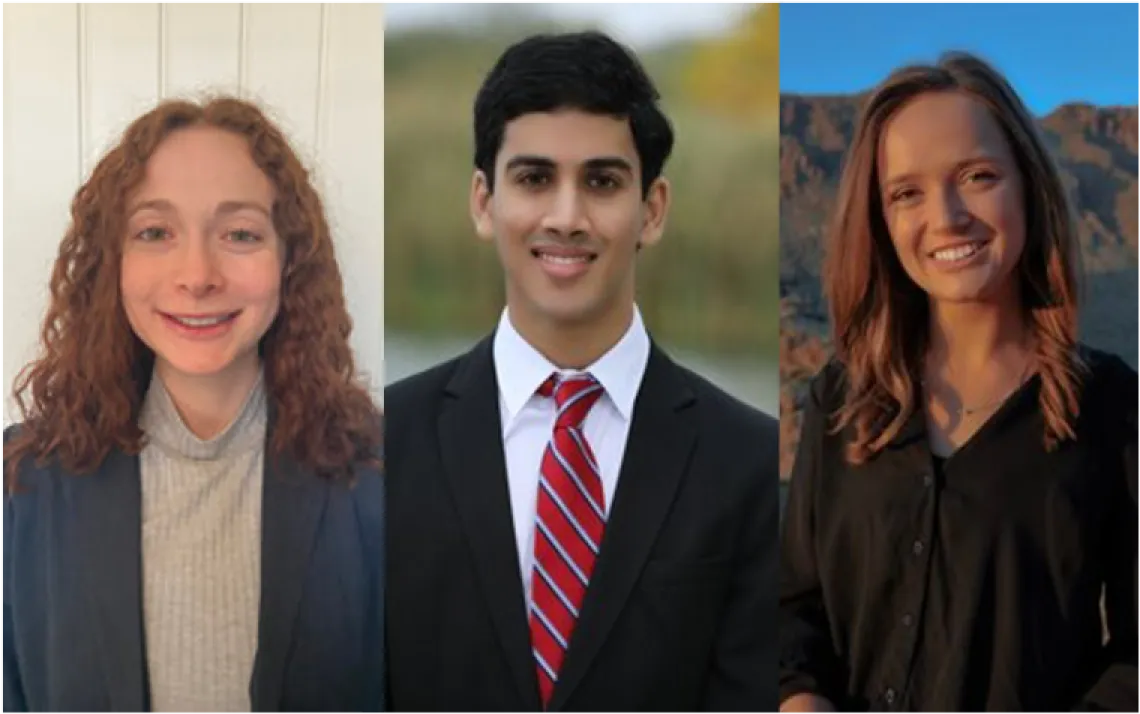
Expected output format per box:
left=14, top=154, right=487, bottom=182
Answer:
left=471, top=109, right=669, bottom=338
left=120, top=125, right=283, bottom=386
left=877, top=90, right=1026, bottom=307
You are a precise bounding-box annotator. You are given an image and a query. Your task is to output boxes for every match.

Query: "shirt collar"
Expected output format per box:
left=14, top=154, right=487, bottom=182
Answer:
left=493, top=305, right=650, bottom=427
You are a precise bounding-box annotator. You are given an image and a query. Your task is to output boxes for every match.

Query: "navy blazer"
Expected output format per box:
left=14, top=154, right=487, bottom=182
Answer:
left=3, top=425, right=385, bottom=712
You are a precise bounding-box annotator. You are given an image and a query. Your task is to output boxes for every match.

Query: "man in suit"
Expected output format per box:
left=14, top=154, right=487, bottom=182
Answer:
left=385, top=31, right=779, bottom=711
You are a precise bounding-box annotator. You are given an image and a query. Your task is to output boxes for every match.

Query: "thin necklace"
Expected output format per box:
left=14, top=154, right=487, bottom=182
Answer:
left=924, top=360, right=1032, bottom=418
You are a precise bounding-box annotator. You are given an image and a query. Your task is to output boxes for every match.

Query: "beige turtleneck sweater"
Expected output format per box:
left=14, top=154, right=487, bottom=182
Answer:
left=137, top=370, right=267, bottom=712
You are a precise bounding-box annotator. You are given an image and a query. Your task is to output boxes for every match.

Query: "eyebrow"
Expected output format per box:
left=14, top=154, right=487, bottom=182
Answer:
left=127, top=198, right=272, bottom=219
left=882, top=154, right=1004, bottom=190
left=503, top=154, right=635, bottom=174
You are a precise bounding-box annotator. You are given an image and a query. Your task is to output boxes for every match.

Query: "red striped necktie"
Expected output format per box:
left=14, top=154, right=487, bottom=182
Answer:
left=529, top=372, right=606, bottom=708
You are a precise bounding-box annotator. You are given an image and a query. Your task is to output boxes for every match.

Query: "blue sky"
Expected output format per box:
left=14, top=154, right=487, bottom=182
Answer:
left=780, top=3, right=1138, bottom=115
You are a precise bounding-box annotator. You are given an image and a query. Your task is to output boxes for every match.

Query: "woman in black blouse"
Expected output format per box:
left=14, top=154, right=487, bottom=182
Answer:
left=780, top=52, right=1137, bottom=711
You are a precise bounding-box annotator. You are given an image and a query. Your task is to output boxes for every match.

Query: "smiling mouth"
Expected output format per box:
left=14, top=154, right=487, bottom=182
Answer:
left=531, top=247, right=598, bottom=264
left=161, top=311, right=241, bottom=327
left=929, top=240, right=989, bottom=263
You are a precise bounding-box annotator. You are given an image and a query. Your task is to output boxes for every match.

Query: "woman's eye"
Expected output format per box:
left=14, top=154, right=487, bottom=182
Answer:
left=135, top=226, right=169, bottom=242
left=890, top=187, right=920, bottom=205
left=228, top=229, right=262, bottom=243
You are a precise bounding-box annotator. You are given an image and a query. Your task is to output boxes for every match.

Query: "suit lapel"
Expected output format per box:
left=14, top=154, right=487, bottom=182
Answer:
left=437, top=336, right=542, bottom=709
left=549, top=343, right=698, bottom=711
left=70, top=449, right=149, bottom=712
left=249, top=445, right=330, bottom=711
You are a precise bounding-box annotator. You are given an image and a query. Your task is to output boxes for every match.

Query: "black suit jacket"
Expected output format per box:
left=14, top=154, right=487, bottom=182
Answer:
left=3, top=425, right=385, bottom=712
left=385, top=335, right=779, bottom=711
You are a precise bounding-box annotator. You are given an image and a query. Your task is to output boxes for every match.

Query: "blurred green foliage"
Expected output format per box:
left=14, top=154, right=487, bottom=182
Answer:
left=385, top=7, right=780, bottom=361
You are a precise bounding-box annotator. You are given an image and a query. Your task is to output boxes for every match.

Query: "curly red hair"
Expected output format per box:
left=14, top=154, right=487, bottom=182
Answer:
left=5, top=96, right=381, bottom=488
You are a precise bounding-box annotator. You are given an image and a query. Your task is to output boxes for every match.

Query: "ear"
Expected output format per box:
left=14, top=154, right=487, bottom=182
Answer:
left=637, top=175, right=671, bottom=250
left=470, top=170, right=495, bottom=242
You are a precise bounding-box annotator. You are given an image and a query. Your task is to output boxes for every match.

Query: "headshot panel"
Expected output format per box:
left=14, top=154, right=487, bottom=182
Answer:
left=3, top=3, right=385, bottom=407
left=383, top=4, right=780, bottom=711
left=778, top=4, right=1137, bottom=712
left=3, top=4, right=384, bottom=712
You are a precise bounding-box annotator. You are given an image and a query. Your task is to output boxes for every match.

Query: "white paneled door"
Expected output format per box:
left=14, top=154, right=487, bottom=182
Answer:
left=2, top=3, right=385, bottom=422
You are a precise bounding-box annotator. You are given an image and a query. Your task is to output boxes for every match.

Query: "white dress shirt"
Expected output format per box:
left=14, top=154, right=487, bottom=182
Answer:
left=492, top=306, right=651, bottom=603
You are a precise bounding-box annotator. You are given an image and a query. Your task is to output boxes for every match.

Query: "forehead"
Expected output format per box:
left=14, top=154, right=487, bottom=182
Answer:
left=878, top=91, right=1015, bottom=177
left=135, top=125, right=274, bottom=201
left=498, top=109, right=638, bottom=168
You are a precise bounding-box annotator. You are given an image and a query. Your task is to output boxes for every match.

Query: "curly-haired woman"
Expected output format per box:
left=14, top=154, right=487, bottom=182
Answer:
left=3, top=97, right=383, bottom=712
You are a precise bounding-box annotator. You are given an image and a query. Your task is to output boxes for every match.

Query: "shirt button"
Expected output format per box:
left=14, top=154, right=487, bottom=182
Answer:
left=922, top=473, right=934, bottom=488
left=884, top=687, right=897, bottom=705
left=902, top=613, right=914, bottom=627
left=912, top=540, right=924, bottom=556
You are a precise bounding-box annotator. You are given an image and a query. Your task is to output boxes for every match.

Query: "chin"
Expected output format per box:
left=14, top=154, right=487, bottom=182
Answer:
left=158, top=353, right=242, bottom=380
left=927, top=283, right=1002, bottom=305
left=520, top=290, right=591, bottom=322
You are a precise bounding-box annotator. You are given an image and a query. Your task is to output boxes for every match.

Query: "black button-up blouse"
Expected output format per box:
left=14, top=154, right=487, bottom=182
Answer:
left=780, top=346, right=1137, bottom=711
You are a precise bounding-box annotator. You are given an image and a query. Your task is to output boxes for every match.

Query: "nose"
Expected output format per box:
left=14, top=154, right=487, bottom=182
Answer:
left=931, top=185, right=972, bottom=235
left=540, top=182, right=589, bottom=239
left=175, top=235, right=223, bottom=297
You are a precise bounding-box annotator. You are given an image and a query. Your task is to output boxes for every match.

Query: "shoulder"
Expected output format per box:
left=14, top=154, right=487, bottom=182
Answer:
left=4, top=422, right=25, bottom=446
left=802, top=357, right=848, bottom=414
left=4, top=422, right=19, bottom=470
left=1076, top=344, right=1137, bottom=431
left=384, top=351, right=470, bottom=411
left=4, top=422, right=52, bottom=495
left=669, top=358, right=778, bottom=445
left=1078, top=344, right=1137, bottom=391
left=674, top=360, right=775, bottom=422
left=662, top=358, right=781, bottom=513
left=1076, top=345, right=1136, bottom=410
left=0, top=424, right=11, bottom=597
left=5, top=423, right=140, bottom=505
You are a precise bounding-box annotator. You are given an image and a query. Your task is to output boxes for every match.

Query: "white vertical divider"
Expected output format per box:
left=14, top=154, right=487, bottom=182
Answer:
left=317, top=3, right=385, bottom=394
left=82, top=4, right=160, bottom=176
left=2, top=4, right=82, bottom=423
left=164, top=4, right=242, bottom=101
left=0, top=0, right=14, bottom=422
left=241, top=3, right=322, bottom=162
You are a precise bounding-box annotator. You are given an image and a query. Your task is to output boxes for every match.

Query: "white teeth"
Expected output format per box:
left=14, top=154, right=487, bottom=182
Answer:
left=173, top=314, right=231, bottom=327
left=932, top=243, right=981, bottom=262
left=538, top=253, right=590, bottom=265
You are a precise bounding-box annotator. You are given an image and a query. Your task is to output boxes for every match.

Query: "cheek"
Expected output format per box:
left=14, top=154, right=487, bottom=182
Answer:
left=596, top=202, right=645, bottom=252
left=996, top=189, right=1026, bottom=255
left=972, top=185, right=1026, bottom=257
left=240, top=270, right=282, bottom=307
left=884, top=212, right=921, bottom=263
left=119, top=253, right=158, bottom=310
left=492, top=194, right=540, bottom=239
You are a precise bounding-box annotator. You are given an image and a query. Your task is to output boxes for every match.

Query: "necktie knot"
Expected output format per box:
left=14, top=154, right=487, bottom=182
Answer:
left=538, top=373, right=603, bottom=430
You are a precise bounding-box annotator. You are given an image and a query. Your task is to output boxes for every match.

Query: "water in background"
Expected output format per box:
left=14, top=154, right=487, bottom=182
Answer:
left=386, top=330, right=779, bottom=417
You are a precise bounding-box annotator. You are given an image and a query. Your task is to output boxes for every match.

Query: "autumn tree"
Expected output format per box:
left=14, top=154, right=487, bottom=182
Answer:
left=684, top=3, right=780, bottom=122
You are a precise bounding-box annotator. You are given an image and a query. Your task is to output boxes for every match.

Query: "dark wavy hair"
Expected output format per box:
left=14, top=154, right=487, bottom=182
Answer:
left=5, top=96, right=381, bottom=489
left=823, top=51, right=1086, bottom=465
left=473, top=30, right=675, bottom=198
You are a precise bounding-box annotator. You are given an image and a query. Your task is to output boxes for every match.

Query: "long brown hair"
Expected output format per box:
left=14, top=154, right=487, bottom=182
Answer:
left=823, top=51, right=1086, bottom=465
left=5, top=96, right=381, bottom=488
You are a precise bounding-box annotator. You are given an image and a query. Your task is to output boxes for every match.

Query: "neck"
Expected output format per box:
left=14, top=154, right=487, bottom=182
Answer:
left=156, top=356, right=262, bottom=439
left=508, top=301, right=634, bottom=371
left=926, top=294, right=1030, bottom=376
